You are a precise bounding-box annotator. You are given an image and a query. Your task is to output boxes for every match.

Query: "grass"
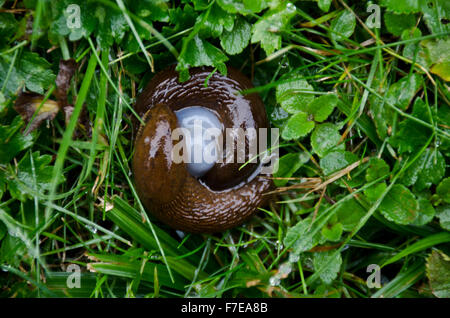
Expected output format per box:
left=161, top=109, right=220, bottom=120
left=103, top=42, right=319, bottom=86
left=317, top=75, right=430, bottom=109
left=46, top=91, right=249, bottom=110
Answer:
left=0, top=0, right=449, bottom=298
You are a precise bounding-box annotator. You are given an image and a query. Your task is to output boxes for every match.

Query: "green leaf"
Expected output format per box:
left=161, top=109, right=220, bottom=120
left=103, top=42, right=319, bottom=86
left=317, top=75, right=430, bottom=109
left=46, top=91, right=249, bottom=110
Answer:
left=281, top=111, right=315, bottom=140
left=384, top=12, right=416, bottom=36
left=0, top=51, right=56, bottom=97
left=381, top=0, right=450, bottom=33
left=401, top=149, right=446, bottom=191
left=379, top=184, right=418, bottom=225
left=0, top=170, right=5, bottom=201
left=436, top=178, right=450, bottom=204
left=365, top=158, right=390, bottom=183
left=313, top=251, right=342, bottom=285
left=0, top=222, right=5, bottom=241
left=321, top=222, right=343, bottom=242
left=8, top=151, right=65, bottom=202
left=369, top=94, right=393, bottom=140
left=243, top=0, right=270, bottom=15
left=284, top=217, right=320, bottom=256
left=240, top=0, right=269, bottom=13
left=270, top=105, right=290, bottom=125
left=276, top=76, right=315, bottom=114
left=364, top=182, right=387, bottom=202
left=318, top=0, right=332, bottom=12
left=402, top=28, right=431, bottom=70
left=390, top=99, right=432, bottom=154
left=436, top=107, right=450, bottom=157
left=426, top=250, right=450, bottom=298
left=385, top=73, right=423, bottom=111
left=189, top=0, right=209, bottom=11
left=199, top=3, right=234, bottom=38
left=436, top=205, right=450, bottom=231
left=335, top=197, right=366, bottom=231
left=314, top=284, right=341, bottom=297
left=220, top=16, right=251, bottom=55
left=420, top=0, right=450, bottom=35
left=362, top=155, right=388, bottom=206
left=176, top=35, right=228, bottom=82
left=310, top=123, right=344, bottom=158
left=438, top=105, right=450, bottom=126
left=216, top=0, right=247, bottom=14
left=18, top=52, right=56, bottom=95
left=0, top=13, right=17, bottom=48
left=412, top=198, right=435, bottom=226
left=167, top=4, right=196, bottom=32
left=405, top=33, right=450, bottom=84
left=307, top=94, right=338, bottom=122
left=380, top=0, right=421, bottom=14
left=422, top=38, right=450, bottom=82
left=135, top=0, right=169, bottom=23
left=431, top=61, right=450, bottom=81
left=251, top=2, right=297, bottom=55
left=95, top=6, right=128, bottom=49
left=0, top=232, right=26, bottom=266
left=330, top=10, right=356, bottom=42
left=320, top=150, right=358, bottom=176
left=0, top=116, right=33, bottom=164
left=273, top=152, right=309, bottom=187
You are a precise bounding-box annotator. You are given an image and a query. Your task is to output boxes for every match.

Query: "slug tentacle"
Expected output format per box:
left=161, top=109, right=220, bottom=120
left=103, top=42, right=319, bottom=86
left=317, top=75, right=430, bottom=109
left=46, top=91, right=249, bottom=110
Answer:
left=132, top=66, right=274, bottom=233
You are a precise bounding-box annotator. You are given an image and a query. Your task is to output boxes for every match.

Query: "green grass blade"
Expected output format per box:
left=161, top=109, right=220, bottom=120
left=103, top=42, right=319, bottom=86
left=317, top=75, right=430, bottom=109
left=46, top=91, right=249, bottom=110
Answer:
left=83, top=48, right=109, bottom=182
left=372, top=260, right=425, bottom=298
left=45, top=52, right=98, bottom=221
left=382, top=232, right=450, bottom=267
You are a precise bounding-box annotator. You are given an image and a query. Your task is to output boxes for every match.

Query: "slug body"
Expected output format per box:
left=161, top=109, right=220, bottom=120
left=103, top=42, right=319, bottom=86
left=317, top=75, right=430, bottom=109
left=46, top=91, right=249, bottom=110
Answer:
left=132, top=66, right=273, bottom=233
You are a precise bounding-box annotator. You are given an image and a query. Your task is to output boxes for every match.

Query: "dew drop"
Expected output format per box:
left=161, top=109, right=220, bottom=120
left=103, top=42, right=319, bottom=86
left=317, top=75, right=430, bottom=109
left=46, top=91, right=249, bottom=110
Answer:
left=286, top=3, right=296, bottom=13
left=269, top=276, right=281, bottom=286
left=8, top=229, right=19, bottom=238
left=289, top=253, right=300, bottom=263
left=175, top=230, right=185, bottom=239
left=86, top=225, right=98, bottom=234
left=279, top=262, right=292, bottom=276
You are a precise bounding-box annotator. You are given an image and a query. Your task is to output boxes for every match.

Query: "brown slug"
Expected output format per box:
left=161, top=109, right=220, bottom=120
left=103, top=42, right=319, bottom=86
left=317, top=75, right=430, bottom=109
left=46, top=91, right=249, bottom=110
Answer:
left=132, top=65, right=274, bottom=233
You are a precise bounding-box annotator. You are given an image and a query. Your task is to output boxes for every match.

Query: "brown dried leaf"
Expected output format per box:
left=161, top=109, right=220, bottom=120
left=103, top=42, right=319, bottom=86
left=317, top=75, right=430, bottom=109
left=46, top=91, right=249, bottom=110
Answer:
left=13, top=59, right=78, bottom=135
left=13, top=91, right=59, bottom=135
left=63, top=104, right=92, bottom=139
left=55, top=59, right=77, bottom=108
